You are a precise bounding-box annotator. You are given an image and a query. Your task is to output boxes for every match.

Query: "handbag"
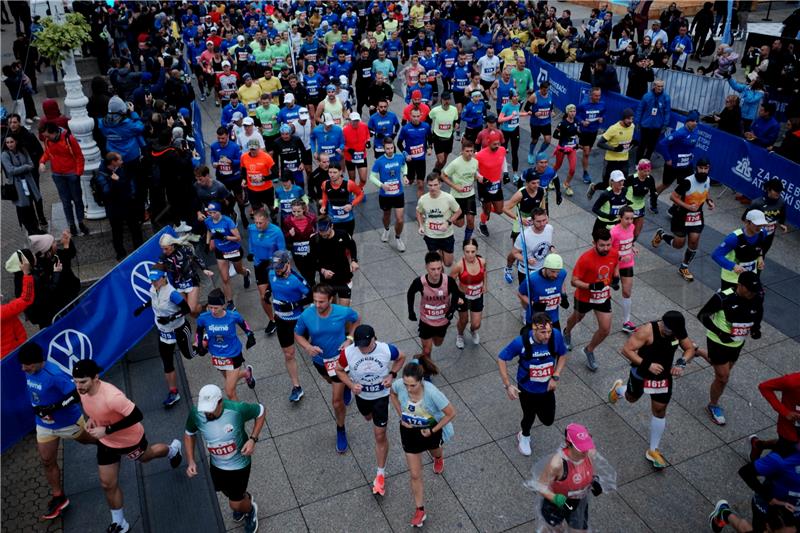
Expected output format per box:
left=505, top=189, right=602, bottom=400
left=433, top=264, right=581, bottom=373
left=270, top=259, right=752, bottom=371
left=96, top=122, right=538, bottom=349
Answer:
left=2, top=182, right=18, bottom=202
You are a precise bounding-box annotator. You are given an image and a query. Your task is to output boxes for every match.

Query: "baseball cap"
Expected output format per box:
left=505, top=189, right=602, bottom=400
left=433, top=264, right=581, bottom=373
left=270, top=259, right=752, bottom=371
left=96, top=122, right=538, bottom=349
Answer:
left=412, top=90, right=422, bottom=99
left=279, top=124, right=292, bottom=135
left=441, top=91, right=452, bottom=100
left=686, top=110, right=700, bottom=122
left=72, top=359, right=102, bottom=379
left=486, top=113, right=498, bottom=123
left=242, top=117, right=254, bottom=126
left=536, top=152, right=549, bottom=162
left=298, top=108, right=310, bottom=119
left=738, top=270, right=762, bottom=293
left=197, top=384, right=223, bottom=412
left=272, top=249, right=291, bottom=268
left=326, top=84, right=337, bottom=92
left=610, top=170, right=625, bottom=182
left=148, top=269, right=167, bottom=281
left=565, top=423, right=595, bottom=452
left=242, top=73, right=252, bottom=80
left=284, top=93, right=295, bottom=103
left=471, top=90, right=482, bottom=98
left=512, top=37, right=520, bottom=44
left=349, top=112, right=361, bottom=121
left=622, top=107, right=634, bottom=119
left=745, top=209, right=768, bottom=226
left=247, top=138, right=261, bottom=149
left=524, top=169, right=541, bottom=182
left=232, top=111, right=244, bottom=121
left=542, top=253, right=563, bottom=270
left=206, top=201, right=222, bottom=212
left=661, top=310, right=688, bottom=340
left=222, top=60, right=231, bottom=67
left=353, top=324, right=376, bottom=347
left=323, top=112, right=335, bottom=126
left=237, top=35, right=245, bottom=42
left=339, top=75, right=349, bottom=85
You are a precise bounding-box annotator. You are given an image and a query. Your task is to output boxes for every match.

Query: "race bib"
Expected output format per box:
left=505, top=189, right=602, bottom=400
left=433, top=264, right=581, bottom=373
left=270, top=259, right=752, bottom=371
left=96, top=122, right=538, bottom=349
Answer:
left=589, top=286, right=610, bottom=304
left=643, top=379, right=669, bottom=395
left=384, top=180, right=401, bottom=194
left=460, top=183, right=473, bottom=194
left=401, top=412, right=430, bottom=427
left=159, top=329, right=177, bottom=343
left=247, top=102, right=257, bottom=111
left=264, top=122, right=274, bottom=133
left=352, top=151, right=365, bottom=163
left=362, top=383, right=384, bottom=393
left=409, top=144, right=425, bottom=157
left=482, top=66, right=494, bottom=75
left=528, top=361, right=554, bottom=382
left=306, top=53, right=317, bottom=63
left=249, top=172, right=264, bottom=185
left=464, top=283, right=483, bottom=298
left=126, top=447, right=145, bottom=461
left=487, top=181, right=500, bottom=194
left=730, top=322, right=753, bottom=340
left=223, top=249, right=240, bottom=260
left=427, top=220, right=447, bottom=233
left=218, top=161, right=232, bottom=174
left=362, top=67, right=372, bottom=78
left=684, top=211, right=702, bottom=226
left=765, top=223, right=776, bottom=235
left=464, top=53, right=473, bottom=63
left=444, top=57, right=454, bottom=67
left=540, top=294, right=561, bottom=311
left=423, top=302, right=446, bottom=319
left=738, top=260, right=757, bottom=272
left=292, top=240, right=310, bottom=256
left=438, top=122, right=452, bottom=131
left=535, top=109, right=550, bottom=119
left=323, top=358, right=338, bottom=377
left=619, top=240, right=634, bottom=256
left=176, top=279, right=194, bottom=290
left=333, top=117, right=342, bottom=125
left=211, top=356, right=235, bottom=371
left=207, top=440, right=237, bottom=459
left=677, top=153, right=692, bottom=167
left=501, top=96, right=509, bottom=105
left=331, top=205, right=349, bottom=220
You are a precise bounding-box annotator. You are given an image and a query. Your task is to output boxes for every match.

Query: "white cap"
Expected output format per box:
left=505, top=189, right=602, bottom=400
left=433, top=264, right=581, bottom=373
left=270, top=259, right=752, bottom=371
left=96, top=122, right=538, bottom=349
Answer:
left=339, top=75, right=348, bottom=85
left=610, top=170, right=625, bottom=182
left=323, top=112, right=335, bottom=126
left=197, top=384, right=223, bottom=412
left=349, top=112, right=361, bottom=121
left=237, top=35, right=245, bottom=42
left=242, top=116, right=254, bottom=126
left=284, top=93, right=295, bottom=103
left=745, top=209, right=768, bottom=225
left=221, top=60, right=231, bottom=67
left=298, top=108, right=309, bottom=118
left=232, top=111, right=244, bottom=121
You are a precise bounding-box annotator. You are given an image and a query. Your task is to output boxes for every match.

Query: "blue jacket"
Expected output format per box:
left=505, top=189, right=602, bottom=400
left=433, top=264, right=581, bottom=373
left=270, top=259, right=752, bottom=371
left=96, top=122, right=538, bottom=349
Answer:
left=247, top=222, right=286, bottom=266
left=220, top=102, right=248, bottom=127
left=98, top=113, right=145, bottom=162
left=461, top=101, right=486, bottom=129
left=658, top=125, right=699, bottom=168
left=669, top=34, right=693, bottom=58
left=728, top=79, right=764, bottom=121
left=95, top=164, right=135, bottom=213
left=209, top=140, right=242, bottom=181
left=749, top=116, right=780, bottom=148
left=635, top=90, right=671, bottom=130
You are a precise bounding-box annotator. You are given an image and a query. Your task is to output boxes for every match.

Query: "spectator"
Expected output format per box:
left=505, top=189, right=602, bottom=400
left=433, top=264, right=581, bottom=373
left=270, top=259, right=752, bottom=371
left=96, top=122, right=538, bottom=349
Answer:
left=648, top=39, right=670, bottom=69
left=745, top=103, right=780, bottom=150
left=690, top=2, right=714, bottom=60
left=39, top=122, right=89, bottom=237
left=1, top=250, right=35, bottom=356
left=96, top=152, right=143, bottom=260
left=728, top=77, right=765, bottom=130
left=645, top=20, right=668, bottom=47
left=37, top=99, right=70, bottom=139
left=591, top=58, right=620, bottom=93
left=24, top=232, right=80, bottom=329
left=2, top=135, right=45, bottom=235
left=12, top=33, right=39, bottom=93
left=669, top=25, right=693, bottom=70
left=709, top=94, right=744, bottom=137
left=712, top=45, right=739, bottom=78
left=5, top=113, right=47, bottom=227
left=2, top=62, right=37, bottom=124
left=634, top=79, right=671, bottom=161
left=626, top=55, right=654, bottom=99
left=775, top=117, right=800, bottom=163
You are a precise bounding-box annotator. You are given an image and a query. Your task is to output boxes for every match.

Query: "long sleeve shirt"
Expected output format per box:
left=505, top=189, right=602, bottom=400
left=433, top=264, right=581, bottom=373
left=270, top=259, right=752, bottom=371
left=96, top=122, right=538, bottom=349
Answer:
left=310, top=230, right=358, bottom=283
left=758, top=373, right=800, bottom=442
left=0, top=274, right=34, bottom=356
left=748, top=116, right=780, bottom=148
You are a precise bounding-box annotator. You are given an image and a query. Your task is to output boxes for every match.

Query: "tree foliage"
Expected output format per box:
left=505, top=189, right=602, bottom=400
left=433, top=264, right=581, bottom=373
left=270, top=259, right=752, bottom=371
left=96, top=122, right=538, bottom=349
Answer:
left=33, top=13, right=92, bottom=65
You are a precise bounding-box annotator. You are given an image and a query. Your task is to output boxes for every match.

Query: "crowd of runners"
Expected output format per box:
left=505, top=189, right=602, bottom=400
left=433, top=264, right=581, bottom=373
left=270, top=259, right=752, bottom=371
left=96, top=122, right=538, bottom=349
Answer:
left=9, top=1, right=798, bottom=532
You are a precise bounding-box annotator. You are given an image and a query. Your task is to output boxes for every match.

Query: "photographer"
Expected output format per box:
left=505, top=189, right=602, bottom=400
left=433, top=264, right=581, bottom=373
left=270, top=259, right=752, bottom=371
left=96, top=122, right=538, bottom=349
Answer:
left=626, top=55, right=654, bottom=100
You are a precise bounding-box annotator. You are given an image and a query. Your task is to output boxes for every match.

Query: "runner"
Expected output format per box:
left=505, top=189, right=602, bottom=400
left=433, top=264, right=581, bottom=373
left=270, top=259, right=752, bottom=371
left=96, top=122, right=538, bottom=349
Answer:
left=518, top=253, right=569, bottom=329
left=610, top=206, right=639, bottom=333
left=562, top=227, right=620, bottom=371
left=343, top=112, right=370, bottom=189
left=397, top=108, right=432, bottom=197
left=428, top=92, right=459, bottom=173
left=712, top=210, right=768, bottom=291
left=210, top=127, right=247, bottom=224
left=498, top=89, right=528, bottom=184
left=475, top=132, right=507, bottom=238
left=247, top=208, right=286, bottom=335
left=745, top=178, right=788, bottom=257
left=552, top=104, right=580, bottom=196
left=525, top=80, right=553, bottom=164
left=309, top=216, right=359, bottom=307
left=608, top=311, right=695, bottom=469
left=502, top=168, right=546, bottom=283
left=407, top=251, right=462, bottom=363
left=415, top=174, right=462, bottom=267
left=308, top=153, right=331, bottom=208
left=19, top=342, right=95, bottom=521
left=311, top=112, right=345, bottom=171
left=588, top=107, right=635, bottom=198
left=442, top=139, right=480, bottom=246
left=710, top=499, right=797, bottom=533
left=750, top=372, right=800, bottom=460
left=294, top=283, right=361, bottom=453
left=461, top=90, right=487, bottom=144
left=576, top=87, right=606, bottom=185
left=512, top=207, right=555, bottom=284
left=132, top=267, right=195, bottom=408
left=274, top=174, right=307, bottom=223
left=159, top=233, right=214, bottom=317
left=655, top=110, right=699, bottom=196
left=315, top=86, right=346, bottom=129
left=389, top=361, right=456, bottom=528
left=282, top=199, right=317, bottom=286
left=451, top=53, right=471, bottom=126
left=625, top=159, right=658, bottom=239
left=273, top=124, right=307, bottom=190
left=204, top=202, right=251, bottom=309
left=319, top=165, right=364, bottom=237
left=450, top=239, right=486, bottom=349
left=185, top=384, right=264, bottom=532
left=498, top=312, right=568, bottom=456
left=194, top=288, right=258, bottom=401
left=651, top=159, right=715, bottom=282
left=335, top=325, right=406, bottom=496
left=72, top=359, right=182, bottom=533
left=367, top=99, right=401, bottom=160
left=370, top=137, right=409, bottom=252
left=476, top=45, right=500, bottom=92
left=240, top=139, right=276, bottom=218
left=696, top=271, right=764, bottom=426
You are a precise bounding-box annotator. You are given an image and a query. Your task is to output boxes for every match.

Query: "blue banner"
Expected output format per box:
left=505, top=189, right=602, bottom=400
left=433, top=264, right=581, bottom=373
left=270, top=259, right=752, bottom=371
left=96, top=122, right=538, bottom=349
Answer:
left=1, top=227, right=173, bottom=453
left=192, top=99, right=206, bottom=165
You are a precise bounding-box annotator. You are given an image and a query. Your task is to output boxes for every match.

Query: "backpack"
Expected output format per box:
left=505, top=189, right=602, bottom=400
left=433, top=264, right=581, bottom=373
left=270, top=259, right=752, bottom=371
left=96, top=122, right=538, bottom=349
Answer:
left=702, top=37, right=716, bottom=58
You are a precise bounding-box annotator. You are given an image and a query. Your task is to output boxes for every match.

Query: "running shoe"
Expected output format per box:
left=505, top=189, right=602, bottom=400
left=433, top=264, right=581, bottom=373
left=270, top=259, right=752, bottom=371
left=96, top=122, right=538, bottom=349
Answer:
left=563, top=331, right=572, bottom=351
left=245, top=365, right=256, bottom=389
left=582, top=172, right=592, bottom=184
left=265, top=320, right=277, bottom=336
left=564, top=186, right=574, bottom=197
left=79, top=222, right=91, bottom=236
left=608, top=379, right=624, bottom=404
left=396, top=237, right=406, bottom=252
left=651, top=228, right=664, bottom=248
left=381, top=227, right=390, bottom=242
left=168, top=439, right=183, bottom=469
left=411, top=509, right=427, bottom=528
left=243, top=269, right=251, bottom=289
left=433, top=456, right=444, bottom=474
left=621, top=321, right=636, bottom=334
left=548, top=181, right=555, bottom=190
left=527, top=152, right=536, bottom=165
left=470, top=329, right=480, bottom=345
left=232, top=509, right=246, bottom=522
left=478, top=223, right=490, bottom=237
left=343, top=386, right=352, bottom=406
left=645, top=448, right=667, bottom=469
left=586, top=183, right=596, bottom=200
left=749, top=435, right=763, bottom=462
left=455, top=335, right=464, bottom=349
left=244, top=500, right=258, bottom=533
left=583, top=347, right=598, bottom=371
left=41, top=494, right=70, bottom=520
left=678, top=266, right=694, bottom=282
left=517, top=431, right=532, bottom=456
left=503, top=266, right=514, bottom=284
left=455, top=131, right=462, bottom=141
left=162, top=391, right=181, bottom=408
left=199, top=93, right=205, bottom=102
left=513, top=173, right=521, bottom=186
left=707, top=404, right=726, bottom=425
left=709, top=500, right=731, bottom=533
left=336, top=427, right=348, bottom=453
left=106, top=521, right=130, bottom=533
left=503, top=172, right=510, bottom=184
left=289, top=386, right=304, bottom=403
left=372, top=473, right=386, bottom=496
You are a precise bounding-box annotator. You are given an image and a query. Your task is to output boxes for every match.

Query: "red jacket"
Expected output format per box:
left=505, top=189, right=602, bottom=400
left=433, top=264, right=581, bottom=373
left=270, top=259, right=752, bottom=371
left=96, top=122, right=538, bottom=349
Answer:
left=38, top=99, right=70, bottom=141
left=1, top=274, right=34, bottom=358
left=758, top=373, right=800, bottom=442
left=41, top=129, right=84, bottom=176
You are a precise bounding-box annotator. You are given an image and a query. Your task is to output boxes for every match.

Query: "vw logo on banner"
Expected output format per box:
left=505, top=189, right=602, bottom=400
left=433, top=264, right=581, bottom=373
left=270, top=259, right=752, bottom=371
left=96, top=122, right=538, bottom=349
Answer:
left=48, top=329, right=93, bottom=374
left=130, top=261, right=156, bottom=302
left=536, top=68, right=549, bottom=87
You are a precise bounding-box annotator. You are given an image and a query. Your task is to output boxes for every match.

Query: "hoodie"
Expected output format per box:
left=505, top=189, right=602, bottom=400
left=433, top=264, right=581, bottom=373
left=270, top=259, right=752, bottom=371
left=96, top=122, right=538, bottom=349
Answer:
left=38, top=99, right=70, bottom=141
left=98, top=97, right=145, bottom=162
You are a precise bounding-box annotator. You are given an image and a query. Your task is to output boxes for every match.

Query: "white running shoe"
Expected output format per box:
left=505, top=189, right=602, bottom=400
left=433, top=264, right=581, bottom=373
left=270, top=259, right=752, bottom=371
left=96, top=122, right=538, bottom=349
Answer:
left=517, top=432, right=532, bottom=456
left=381, top=228, right=390, bottom=242
left=455, top=335, right=464, bottom=349
left=470, top=329, right=480, bottom=345
left=396, top=237, right=406, bottom=252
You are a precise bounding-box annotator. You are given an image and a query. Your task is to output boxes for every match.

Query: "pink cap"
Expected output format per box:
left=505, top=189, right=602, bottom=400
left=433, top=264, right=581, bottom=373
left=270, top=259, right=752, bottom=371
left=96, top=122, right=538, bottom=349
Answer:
left=412, top=90, right=422, bottom=99
left=565, top=423, right=595, bottom=452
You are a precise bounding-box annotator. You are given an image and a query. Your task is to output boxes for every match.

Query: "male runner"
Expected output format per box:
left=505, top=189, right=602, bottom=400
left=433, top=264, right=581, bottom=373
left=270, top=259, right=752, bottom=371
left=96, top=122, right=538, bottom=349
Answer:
left=751, top=372, right=800, bottom=460
left=343, top=112, right=370, bottom=189
left=336, top=325, right=405, bottom=496
left=397, top=108, right=432, bottom=197
left=525, top=81, right=553, bottom=163
left=475, top=132, right=507, bottom=238
left=609, top=311, right=696, bottom=469
left=428, top=92, right=459, bottom=173
left=415, top=174, right=462, bottom=267
left=319, top=165, right=364, bottom=236
left=576, top=87, right=606, bottom=184
left=511, top=207, right=555, bottom=284
left=503, top=168, right=546, bottom=283
left=295, top=284, right=360, bottom=453
left=309, top=216, right=359, bottom=307
left=712, top=210, right=768, bottom=291
left=588, top=107, right=635, bottom=198
left=247, top=209, right=286, bottom=336
left=370, top=137, right=409, bottom=252
left=518, top=253, right=569, bottom=329
left=442, top=139, right=480, bottom=245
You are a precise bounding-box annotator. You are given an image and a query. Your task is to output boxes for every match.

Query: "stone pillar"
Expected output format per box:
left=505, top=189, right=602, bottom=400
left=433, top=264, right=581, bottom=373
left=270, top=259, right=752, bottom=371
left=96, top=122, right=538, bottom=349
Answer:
left=62, top=51, right=105, bottom=219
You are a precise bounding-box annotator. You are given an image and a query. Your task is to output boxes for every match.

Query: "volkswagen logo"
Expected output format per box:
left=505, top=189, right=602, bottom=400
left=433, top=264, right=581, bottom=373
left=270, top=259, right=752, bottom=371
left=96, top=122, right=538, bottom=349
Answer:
left=130, top=261, right=156, bottom=303
left=47, top=329, right=93, bottom=374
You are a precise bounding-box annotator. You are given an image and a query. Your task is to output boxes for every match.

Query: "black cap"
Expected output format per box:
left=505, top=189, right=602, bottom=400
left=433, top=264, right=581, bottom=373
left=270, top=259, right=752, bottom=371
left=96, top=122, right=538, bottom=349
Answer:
left=738, top=271, right=762, bottom=293
left=207, top=288, right=226, bottom=306
left=353, top=324, right=375, bottom=347
left=441, top=91, right=452, bottom=100
left=662, top=310, right=688, bottom=340
left=622, top=107, right=634, bottom=118
left=72, top=359, right=103, bottom=379
left=486, top=113, right=498, bottom=123
left=696, top=157, right=711, bottom=167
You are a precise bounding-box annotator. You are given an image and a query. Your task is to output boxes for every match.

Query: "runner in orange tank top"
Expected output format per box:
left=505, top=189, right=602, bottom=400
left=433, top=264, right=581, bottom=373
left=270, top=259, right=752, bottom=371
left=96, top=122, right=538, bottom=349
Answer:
left=449, top=239, right=486, bottom=349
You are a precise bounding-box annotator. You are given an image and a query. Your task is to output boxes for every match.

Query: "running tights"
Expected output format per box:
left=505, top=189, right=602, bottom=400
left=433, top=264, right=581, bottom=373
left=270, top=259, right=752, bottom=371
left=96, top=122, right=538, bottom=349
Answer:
left=158, top=322, right=193, bottom=373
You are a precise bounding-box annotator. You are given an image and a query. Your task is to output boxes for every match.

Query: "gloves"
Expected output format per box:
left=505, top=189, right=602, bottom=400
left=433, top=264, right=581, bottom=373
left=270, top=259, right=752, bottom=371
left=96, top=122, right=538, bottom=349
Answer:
left=552, top=494, right=567, bottom=509
left=751, top=329, right=761, bottom=340
left=613, top=144, right=625, bottom=152
left=589, top=281, right=606, bottom=291
left=560, top=293, right=570, bottom=309
left=156, top=315, right=173, bottom=324
left=247, top=253, right=254, bottom=262
left=629, top=139, right=639, bottom=148
left=611, top=276, right=620, bottom=291
left=194, top=344, right=208, bottom=356
left=591, top=476, right=603, bottom=496
left=347, top=148, right=355, bottom=155
left=212, top=232, right=227, bottom=242
left=245, top=333, right=256, bottom=349
left=133, top=305, right=146, bottom=317
left=33, top=405, right=51, bottom=418
left=556, top=194, right=563, bottom=206
left=408, top=311, right=417, bottom=322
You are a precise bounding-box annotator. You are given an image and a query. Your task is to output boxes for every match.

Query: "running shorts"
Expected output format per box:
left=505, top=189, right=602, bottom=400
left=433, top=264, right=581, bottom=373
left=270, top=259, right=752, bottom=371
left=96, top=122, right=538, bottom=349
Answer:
left=626, top=368, right=672, bottom=405
left=400, top=425, right=443, bottom=454
left=574, top=296, right=612, bottom=314
left=379, top=194, right=405, bottom=211
left=423, top=235, right=455, bottom=255
left=36, top=416, right=86, bottom=444
left=706, top=337, right=743, bottom=366
left=97, top=435, right=149, bottom=466
left=418, top=320, right=450, bottom=340
left=355, top=395, right=390, bottom=427
left=276, top=316, right=297, bottom=348
left=457, top=295, right=484, bottom=313
left=456, top=195, right=477, bottom=217
left=210, top=463, right=251, bottom=502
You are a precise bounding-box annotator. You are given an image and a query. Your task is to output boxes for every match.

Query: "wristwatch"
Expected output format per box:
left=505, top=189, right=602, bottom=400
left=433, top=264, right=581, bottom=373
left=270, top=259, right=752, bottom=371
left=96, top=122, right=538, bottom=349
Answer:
left=248, top=435, right=259, bottom=443
left=551, top=375, right=560, bottom=382
left=346, top=335, right=354, bottom=342
left=389, top=371, right=398, bottom=378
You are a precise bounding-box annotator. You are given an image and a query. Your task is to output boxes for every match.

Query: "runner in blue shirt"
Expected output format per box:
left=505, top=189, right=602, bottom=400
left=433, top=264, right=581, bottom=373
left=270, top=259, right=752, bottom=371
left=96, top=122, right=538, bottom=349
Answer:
left=518, top=254, right=569, bottom=329
left=19, top=342, right=94, bottom=520
left=195, top=289, right=257, bottom=401
left=274, top=175, right=307, bottom=221
left=461, top=91, right=487, bottom=144
left=438, top=40, right=459, bottom=90
left=396, top=110, right=432, bottom=197
left=525, top=81, right=554, bottom=163
left=493, top=68, right=516, bottom=115
left=367, top=101, right=400, bottom=159
left=247, top=209, right=286, bottom=336
left=294, top=284, right=361, bottom=453
left=209, top=127, right=245, bottom=222
left=577, top=88, right=607, bottom=184
left=370, top=138, right=410, bottom=251
left=205, top=202, right=250, bottom=308
left=383, top=33, right=404, bottom=69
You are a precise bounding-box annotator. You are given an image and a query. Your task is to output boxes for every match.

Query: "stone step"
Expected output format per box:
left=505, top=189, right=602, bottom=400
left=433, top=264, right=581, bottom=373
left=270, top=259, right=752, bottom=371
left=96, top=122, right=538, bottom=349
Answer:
left=75, top=56, right=101, bottom=78
left=42, top=78, right=94, bottom=99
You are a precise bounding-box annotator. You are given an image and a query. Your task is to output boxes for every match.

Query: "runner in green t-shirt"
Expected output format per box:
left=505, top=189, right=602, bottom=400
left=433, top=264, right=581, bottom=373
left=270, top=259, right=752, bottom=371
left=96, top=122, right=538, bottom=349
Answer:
left=416, top=174, right=463, bottom=266
left=442, top=140, right=480, bottom=245
left=428, top=92, right=460, bottom=172
left=510, top=57, right=534, bottom=96
left=269, top=38, right=290, bottom=72
left=185, top=384, right=266, bottom=531
left=252, top=42, right=272, bottom=74
left=255, top=98, right=281, bottom=142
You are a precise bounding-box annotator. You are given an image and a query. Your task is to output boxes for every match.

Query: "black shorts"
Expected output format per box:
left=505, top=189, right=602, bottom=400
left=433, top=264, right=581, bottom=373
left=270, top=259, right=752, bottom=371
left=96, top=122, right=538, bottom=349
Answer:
left=541, top=498, right=589, bottom=530
left=301, top=148, right=313, bottom=166
left=263, top=134, right=279, bottom=153
left=345, top=159, right=368, bottom=170
left=464, top=127, right=482, bottom=143
left=453, top=90, right=468, bottom=106
left=670, top=209, right=705, bottom=237
left=456, top=195, right=477, bottom=217
left=407, top=159, right=426, bottom=182
left=276, top=316, right=298, bottom=348
left=457, top=296, right=484, bottom=313
left=400, top=425, right=443, bottom=454
left=254, top=261, right=273, bottom=287
left=210, top=463, right=251, bottom=502
left=247, top=188, right=275, bottom=211
left=354, top=395, right=390, bottom=427
left=213, top=354, right=245, bottom=371
left=620, top=266, right=634, bottom=278
left=626, top=368, right=672, bottom=405
left=706, top=338, right=743, bottom=366
left=432, top=135, right=454, bottom=154
left=219, top=178, right=243, bottom=196
left=214, top=247, right=243, bottom=262
left=423, top=235, right=455, bottom=254
left=479, top=79, right=494, bottom=90
left=578, top=131, right=598, bottom=148
left=574, top=297, right=612, bottom=314
left=418, top=320, right=450, bottom=340
left=314, top=361, right=342, bottom=382
left=477, top=180, right=504, bottom=203
left=331, top=281, right=352, bottom=300
left=96, top=435, right=149, bottom=466
left=379, top=194, right=405, bottom=211
left=530, top=124, right=552, bottom=140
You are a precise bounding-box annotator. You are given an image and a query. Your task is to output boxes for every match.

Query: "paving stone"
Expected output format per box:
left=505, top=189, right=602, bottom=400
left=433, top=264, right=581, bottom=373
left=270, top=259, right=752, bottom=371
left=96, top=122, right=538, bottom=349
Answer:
left=300, top=485, right=390, bottom=532
left=673, top=445, right=750, bottom=510
left=256, top=367, right=335, bottom=438
left=747, top=337, right=800, bottom=375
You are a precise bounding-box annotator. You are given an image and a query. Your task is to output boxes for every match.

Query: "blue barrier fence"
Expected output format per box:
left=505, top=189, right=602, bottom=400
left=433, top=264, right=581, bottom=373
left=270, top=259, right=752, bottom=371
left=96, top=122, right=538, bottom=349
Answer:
left=1, top=226, right=173, bottom=452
